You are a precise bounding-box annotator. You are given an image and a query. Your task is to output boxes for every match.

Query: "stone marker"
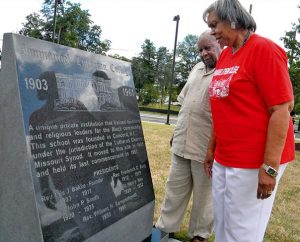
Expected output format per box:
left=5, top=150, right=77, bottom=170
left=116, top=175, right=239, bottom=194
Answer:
left=0, top=33, right=155, bottom=242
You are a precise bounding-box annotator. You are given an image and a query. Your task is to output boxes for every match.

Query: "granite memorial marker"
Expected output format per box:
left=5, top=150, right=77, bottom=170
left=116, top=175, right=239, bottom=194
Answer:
left=0, top=33, right=155, bottom=242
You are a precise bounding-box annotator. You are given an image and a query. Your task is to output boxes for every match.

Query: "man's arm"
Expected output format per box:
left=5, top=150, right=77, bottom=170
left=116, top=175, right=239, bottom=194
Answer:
left=204, top=128, right=216, bottom=178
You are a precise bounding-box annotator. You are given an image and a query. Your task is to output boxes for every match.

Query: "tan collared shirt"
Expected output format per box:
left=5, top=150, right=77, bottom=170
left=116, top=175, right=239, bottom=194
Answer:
left=172, top=62, right=214, bottom=162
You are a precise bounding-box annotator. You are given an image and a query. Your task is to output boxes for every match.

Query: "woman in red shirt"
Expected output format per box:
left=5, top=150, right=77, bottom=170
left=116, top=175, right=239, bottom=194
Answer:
left=202, top=0, right=295, bottom=241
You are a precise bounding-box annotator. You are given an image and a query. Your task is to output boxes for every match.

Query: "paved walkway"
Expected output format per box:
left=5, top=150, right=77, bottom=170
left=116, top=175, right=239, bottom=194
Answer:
left=295, top=131, right=300, bottom=140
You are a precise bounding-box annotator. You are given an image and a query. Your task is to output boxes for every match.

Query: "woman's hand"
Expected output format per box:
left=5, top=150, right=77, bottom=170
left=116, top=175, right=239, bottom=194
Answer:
left=257, top=168, right=276, bottom=200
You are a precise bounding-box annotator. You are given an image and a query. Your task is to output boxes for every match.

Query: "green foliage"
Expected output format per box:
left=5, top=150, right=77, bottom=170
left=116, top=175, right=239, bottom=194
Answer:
left=176, top=34, right=201, bottom=83
left=132, top=39, right=169, bottom=100
left=131, top=56, right=145, bottom=92
left=19, top=13, right=44, bottom=39
left=281, top=7, right=300, bottom=113
left=19, top=0, right=110, bottom=54
left=131, top=35, right=198, bottom=106
left=138, top=83, right=160, bottom=105
left=155, top=47, right=173, bottom=104
left=139, top=39, right=157, bottom=85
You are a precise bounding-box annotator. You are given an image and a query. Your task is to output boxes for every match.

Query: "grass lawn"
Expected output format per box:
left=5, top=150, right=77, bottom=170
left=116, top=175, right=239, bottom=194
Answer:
left=142, top=122, right=300, bottom=242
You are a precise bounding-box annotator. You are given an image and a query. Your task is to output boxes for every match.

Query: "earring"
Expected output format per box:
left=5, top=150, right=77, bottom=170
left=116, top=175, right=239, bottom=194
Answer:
left=231, top=22, right=236, bottom=29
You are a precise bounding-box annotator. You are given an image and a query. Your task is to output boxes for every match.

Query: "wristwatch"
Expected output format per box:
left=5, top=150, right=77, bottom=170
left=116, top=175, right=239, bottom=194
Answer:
left=261, top=163, right=278, bottom=177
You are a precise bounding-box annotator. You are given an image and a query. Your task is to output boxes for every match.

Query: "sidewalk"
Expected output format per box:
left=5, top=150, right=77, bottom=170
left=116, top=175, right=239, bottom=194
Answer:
left=295, top=131, right=300, bottom=140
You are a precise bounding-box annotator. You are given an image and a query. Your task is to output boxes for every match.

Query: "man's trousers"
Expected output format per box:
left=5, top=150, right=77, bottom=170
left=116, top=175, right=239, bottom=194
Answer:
left=156, top=154, right=213, bottom=238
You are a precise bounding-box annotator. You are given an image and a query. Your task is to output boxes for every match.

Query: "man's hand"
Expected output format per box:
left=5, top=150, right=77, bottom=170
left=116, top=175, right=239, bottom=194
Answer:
left=203, top=130, right=216, bottom=178
left=204, top=150, right=214, bottom=178
left=170, top=134, right=174, bottom=147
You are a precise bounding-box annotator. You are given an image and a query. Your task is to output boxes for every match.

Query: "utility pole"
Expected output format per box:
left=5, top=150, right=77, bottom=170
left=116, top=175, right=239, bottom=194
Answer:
left=57, top=3, right=65, bottom=44
left=52, top=0, right=63, bottom=43
left=249, top=4, right=253, bottom=14
left=52, top=0, right=58, bottom=42
left=166, top=15, right=180, bottom=125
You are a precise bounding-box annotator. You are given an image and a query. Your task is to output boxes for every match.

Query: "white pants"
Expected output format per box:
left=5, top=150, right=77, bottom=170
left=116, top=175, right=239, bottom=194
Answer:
left=212, top=161, right=287, bottom=242
left=155, top=154, right=213, bottom=238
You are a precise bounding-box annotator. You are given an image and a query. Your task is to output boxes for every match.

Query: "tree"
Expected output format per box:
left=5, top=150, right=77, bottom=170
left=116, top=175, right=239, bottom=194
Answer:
left=176, top=34, right=201, bottom=84
left=85, top=25, right=110, bottom=54
left=281, top=11, right=300, bottom=113
left=138, top=83, right=160, bottom=105
left=139, top=39, right=157, bottom=85
left=131, top=56, right=145, bottom=94
left=132, top=35, right=201, bottom=105
left=19, top=13, right=44, bottom=39
left=131, top=39, right=157, bottom=96
left=131, top=39, right=176, bottom=105
left=155, top=47, right=173, bottom=104
left=19, top=0, right=111, bottom=55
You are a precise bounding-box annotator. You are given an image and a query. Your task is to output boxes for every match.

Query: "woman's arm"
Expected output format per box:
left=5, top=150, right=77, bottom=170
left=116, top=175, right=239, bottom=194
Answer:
left=257, top=100, right=294, bottom=199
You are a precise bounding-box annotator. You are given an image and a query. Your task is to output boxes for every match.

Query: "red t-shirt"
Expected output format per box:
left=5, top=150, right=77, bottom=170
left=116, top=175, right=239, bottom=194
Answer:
left=209, top=33, right=295, bottom=168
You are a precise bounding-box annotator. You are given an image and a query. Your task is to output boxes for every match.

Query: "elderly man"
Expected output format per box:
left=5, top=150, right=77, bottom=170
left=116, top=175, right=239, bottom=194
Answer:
left=155, top=31, right=221, bottom=242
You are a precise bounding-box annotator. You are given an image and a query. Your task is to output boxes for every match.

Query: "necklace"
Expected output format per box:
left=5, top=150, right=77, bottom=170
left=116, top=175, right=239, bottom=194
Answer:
left=232, top=30, right=251, bottom=53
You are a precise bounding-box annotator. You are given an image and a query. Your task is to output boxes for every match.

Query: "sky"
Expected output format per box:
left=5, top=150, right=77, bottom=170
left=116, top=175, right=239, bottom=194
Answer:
left=0, top=0, right=299, bottom=58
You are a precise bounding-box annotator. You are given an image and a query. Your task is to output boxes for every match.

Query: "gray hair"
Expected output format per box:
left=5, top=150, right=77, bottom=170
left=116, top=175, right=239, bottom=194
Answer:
left=203, top=0, right=256, bottom=31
